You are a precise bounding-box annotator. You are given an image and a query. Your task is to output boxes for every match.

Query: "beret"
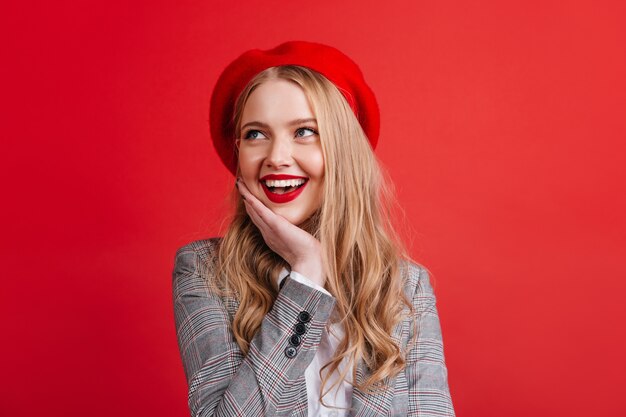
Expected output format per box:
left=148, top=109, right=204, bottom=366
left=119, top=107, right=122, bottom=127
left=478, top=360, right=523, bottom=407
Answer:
left=209, top=41, right=380, bottom=174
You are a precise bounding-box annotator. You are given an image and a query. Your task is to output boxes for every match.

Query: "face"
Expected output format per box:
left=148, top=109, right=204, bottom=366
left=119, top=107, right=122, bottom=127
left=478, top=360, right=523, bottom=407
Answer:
left=237, top=79, right=324, bottom=225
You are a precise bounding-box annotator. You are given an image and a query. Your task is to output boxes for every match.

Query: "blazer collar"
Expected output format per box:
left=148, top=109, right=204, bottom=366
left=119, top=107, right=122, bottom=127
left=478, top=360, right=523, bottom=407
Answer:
left=348, top=317, right=406, bottom=417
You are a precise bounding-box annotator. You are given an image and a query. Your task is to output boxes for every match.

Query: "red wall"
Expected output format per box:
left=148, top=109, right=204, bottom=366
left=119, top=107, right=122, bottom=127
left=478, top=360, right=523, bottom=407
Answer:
left=3, top=1, right=625, bottom=416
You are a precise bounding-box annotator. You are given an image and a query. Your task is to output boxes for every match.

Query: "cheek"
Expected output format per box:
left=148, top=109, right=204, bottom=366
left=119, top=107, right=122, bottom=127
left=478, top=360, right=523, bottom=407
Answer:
left=237, top=148, right=262, bottom=178
left=297, top=147, right=325, bottom=180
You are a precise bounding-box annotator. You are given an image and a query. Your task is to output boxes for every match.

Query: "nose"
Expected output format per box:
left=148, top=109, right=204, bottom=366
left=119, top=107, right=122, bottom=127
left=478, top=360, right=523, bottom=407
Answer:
left=265, top=137, right=293, bottom=169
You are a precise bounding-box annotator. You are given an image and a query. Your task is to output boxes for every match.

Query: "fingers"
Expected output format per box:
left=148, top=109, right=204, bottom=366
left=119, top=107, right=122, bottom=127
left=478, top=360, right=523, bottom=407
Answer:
left=244, top=199, right=271, bottom=232
left=236, top=179, right=276, bottom=235
left=237, top=180, right=286, bottom=253
left=236, top=178, right=281, bottom=230
left=234, top=178, right=321, bottom=274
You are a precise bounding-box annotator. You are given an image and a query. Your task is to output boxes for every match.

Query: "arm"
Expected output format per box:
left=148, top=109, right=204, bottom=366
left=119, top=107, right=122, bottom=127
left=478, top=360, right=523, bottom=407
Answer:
left=173, top=241, right=336, bottom=417
left=406, top=264, right=455, bottom=416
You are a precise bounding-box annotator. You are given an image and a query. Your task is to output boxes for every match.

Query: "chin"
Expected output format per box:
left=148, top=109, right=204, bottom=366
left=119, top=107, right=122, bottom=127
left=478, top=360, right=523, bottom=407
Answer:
left=273, top=208, right=307, bottom=226
left=269, top=203, right=320, bottom=226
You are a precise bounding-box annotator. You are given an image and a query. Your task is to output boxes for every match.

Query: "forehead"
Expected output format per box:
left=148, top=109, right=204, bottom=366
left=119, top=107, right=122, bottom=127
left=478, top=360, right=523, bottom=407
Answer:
left=241, top=79, right=315, bottom=123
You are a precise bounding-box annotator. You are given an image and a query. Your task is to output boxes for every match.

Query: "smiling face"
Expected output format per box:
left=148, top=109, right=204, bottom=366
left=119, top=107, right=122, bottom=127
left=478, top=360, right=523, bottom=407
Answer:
left=237, top=78, right=324, bottom=225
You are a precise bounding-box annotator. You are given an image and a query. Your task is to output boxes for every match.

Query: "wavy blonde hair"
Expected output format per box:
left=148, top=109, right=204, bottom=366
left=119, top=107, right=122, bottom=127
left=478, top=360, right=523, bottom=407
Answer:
left=215, top=65, right=412, bottom=397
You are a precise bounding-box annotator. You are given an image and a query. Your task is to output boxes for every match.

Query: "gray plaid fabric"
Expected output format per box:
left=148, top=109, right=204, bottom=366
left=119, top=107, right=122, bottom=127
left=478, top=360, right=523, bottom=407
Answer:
left=173, top=238, right=454, bottom=416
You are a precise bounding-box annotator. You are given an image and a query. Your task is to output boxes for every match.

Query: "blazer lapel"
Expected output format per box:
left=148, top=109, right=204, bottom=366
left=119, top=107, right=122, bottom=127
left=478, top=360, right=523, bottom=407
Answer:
left=289, top=378, right=309, bottom=417
left=349, top=317, right=408, bottom=417
left=349, top=360, right=395, bottom=417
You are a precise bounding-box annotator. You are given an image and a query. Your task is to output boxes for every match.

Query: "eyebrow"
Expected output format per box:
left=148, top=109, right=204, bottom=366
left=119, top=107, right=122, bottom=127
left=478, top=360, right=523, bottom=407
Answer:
left=240, top=118, right=317, bottom=131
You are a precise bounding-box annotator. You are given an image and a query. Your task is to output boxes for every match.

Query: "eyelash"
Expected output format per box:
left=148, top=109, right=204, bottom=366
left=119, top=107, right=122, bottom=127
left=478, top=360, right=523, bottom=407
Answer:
left=242, top=127, right=318, bottom=140
left=243, top=129, right=265, bottom=140
left=295, top=127, right=318, bottom=137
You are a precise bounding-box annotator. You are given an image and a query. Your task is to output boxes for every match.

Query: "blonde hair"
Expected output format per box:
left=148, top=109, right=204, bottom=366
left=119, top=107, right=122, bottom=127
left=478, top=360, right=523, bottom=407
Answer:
left=215, top=66, right=412, bottom=397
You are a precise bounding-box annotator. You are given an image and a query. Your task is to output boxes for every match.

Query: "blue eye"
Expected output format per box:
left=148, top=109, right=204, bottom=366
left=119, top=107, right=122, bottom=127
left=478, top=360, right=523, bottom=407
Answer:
left=295, top=127, right=317, bottom=138
left=244, top=130, right=267, bottom=140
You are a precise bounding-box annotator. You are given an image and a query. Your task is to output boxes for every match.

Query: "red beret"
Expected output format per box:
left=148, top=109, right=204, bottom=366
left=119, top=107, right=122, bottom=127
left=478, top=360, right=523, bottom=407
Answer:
left=209, top=41, right=380, bottom=175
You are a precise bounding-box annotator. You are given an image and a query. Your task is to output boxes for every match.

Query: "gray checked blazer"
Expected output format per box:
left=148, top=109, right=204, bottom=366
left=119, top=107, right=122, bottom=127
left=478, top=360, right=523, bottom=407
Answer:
left=173, top=238, right=454, bottom=417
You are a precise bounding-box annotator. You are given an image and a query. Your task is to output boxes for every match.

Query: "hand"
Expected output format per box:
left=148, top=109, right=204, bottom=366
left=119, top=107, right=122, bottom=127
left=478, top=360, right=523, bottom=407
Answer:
left=236, top=178, right=325, bottom=287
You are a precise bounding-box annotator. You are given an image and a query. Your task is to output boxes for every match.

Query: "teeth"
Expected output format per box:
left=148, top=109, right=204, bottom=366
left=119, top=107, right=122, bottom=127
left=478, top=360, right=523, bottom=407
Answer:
left=264, top=178, right=306, bottom=188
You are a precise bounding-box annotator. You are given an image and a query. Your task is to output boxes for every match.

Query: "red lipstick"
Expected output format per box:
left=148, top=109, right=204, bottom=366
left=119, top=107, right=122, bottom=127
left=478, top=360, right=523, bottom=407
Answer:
left=260, top=174, right=308, bottom=204
left=260, top=174, right=308, bottom=180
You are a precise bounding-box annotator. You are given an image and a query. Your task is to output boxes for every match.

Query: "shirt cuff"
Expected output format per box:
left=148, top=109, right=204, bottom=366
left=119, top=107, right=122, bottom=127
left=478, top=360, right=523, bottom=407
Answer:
left=279, top=270, right=332, bottom=296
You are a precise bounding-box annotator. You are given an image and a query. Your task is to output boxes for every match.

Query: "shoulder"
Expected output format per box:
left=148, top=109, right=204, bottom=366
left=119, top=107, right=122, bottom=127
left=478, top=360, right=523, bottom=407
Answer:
left=400, top=260, right=435, bottom=302
left=175, top=237, right=222, bottom=263
left=172, top=237, right=223, bottom=296
left=174, top=237, right=222, bottom=272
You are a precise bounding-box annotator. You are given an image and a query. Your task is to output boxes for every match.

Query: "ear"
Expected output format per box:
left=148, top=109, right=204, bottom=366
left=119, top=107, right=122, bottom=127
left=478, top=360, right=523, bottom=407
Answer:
left=235, top=138, right=241, bottom=150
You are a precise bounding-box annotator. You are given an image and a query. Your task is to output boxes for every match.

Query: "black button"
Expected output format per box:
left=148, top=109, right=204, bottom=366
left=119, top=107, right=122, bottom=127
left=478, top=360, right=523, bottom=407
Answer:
left=284, top=346, right=297, bottom=358
left=294, top=323, right=307, bottom=335
left=289, top=334, right=302, bottom=346
left=297, top=311, right=311, bottom=323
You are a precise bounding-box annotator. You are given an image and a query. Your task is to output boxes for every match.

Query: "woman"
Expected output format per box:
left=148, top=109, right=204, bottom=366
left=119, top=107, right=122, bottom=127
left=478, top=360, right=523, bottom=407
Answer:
left=173, top=41, right=454, bottom=417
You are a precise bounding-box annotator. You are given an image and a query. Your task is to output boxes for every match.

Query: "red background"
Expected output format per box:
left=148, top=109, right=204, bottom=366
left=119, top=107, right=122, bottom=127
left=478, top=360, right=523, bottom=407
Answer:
left=2, top=1, right=625, bottom=416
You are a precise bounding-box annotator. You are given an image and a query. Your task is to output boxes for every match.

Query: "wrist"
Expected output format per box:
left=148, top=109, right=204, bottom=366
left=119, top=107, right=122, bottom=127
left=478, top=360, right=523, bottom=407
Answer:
left=291, top=260, right=324, bottom=287
left=289, top=270, right=331, bottom=296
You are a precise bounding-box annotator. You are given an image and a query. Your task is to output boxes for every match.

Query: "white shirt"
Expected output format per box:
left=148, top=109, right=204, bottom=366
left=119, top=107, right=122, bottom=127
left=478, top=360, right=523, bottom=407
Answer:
left=278, top=269, right=353, bottom=417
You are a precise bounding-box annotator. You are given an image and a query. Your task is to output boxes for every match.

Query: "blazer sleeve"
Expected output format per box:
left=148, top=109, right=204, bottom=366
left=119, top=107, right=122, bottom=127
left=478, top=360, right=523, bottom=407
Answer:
left=172, top=241, right=336, bottom=417
left=405, top=264, right=455, bottom=416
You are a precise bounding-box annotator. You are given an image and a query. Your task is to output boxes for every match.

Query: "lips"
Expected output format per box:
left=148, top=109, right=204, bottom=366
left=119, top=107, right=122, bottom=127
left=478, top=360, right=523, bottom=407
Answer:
left=260, top=174, right=308, bottom=204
